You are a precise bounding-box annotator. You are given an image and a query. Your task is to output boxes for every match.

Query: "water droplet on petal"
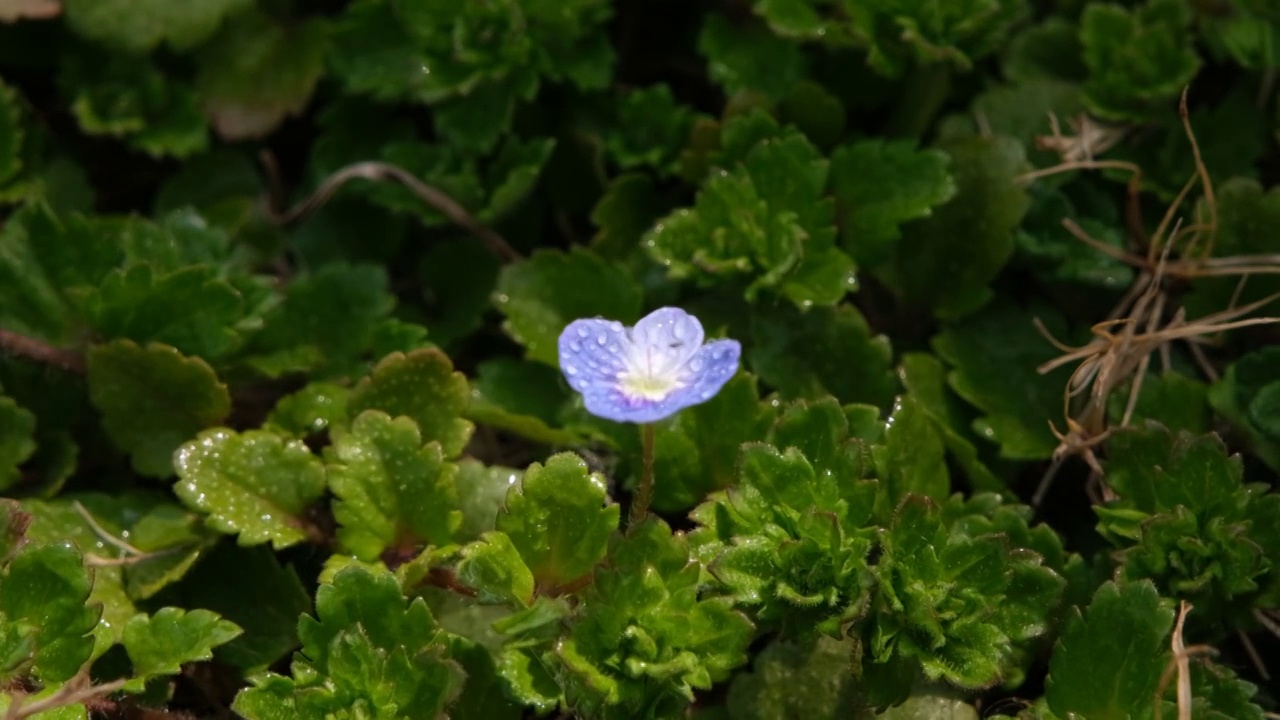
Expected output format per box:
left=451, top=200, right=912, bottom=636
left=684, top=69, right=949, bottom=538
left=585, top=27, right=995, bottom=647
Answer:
left=566, top=366, right=578, bottom=376
left=597, top=334, right=607, bottom=345
left=577, top=327, right=590, bottom=338
left=701, top=390, right=713, bottom=399
left=690, top=358, right=704, bottom=372
left=570, top=341, right=582, bottom=352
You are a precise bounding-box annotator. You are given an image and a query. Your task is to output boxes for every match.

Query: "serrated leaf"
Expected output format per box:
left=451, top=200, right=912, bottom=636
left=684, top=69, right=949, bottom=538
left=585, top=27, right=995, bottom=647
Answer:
left=0, top=542, right=98, bottom=684
left=0, top=78, right=21, bottom=185
left=497, top=452, right=619, bottom=591
left=1107, top=371, right=1210, bottom=436
left=327, top=411, right=462, bottom=561
left=933, top=301, right=1075, bottom=460
left=830, top=139, right=955, bottom=268
left=650, top=373, right=777, bottom=512
left=457, top=531, right=535, bottom=606
left=195, top=11, right=327, bottom=140
left=873, top=395, right=949, bottom=506
left=725, top=635, right=859, bottom=720
left=559, top=518, right=754, bottom=717
left=878, top=135, right=1030, bottom=319
left=17, top=493, right=212, bottom=653
left=0, top=392, right=36, bottom=492
left=494, top=247, right=643, bottom=366
left=1080, top=0, right=1201, bottom=122
left=87, top=340, right=231, bottom=478
left=0, top=202, right=122, bottom=342
left=898, top=353, right=1004, bottom=492
left=62, top=0, right=252, bottom=52
left=418, top=236, right=501, bottom=348
left=698, top=13, right=804, bottom=100
left=646, top=115, right=855, bottom=308
left=59, top=48, right=208, bottom=158
left=233, top=564, right=462, bottom=720
left=122, top=607, right=241, bottom=688
left=467, top=358, right=584, bottom=446
left=244, top=262, right=393, bottom=378
left=83, top=265, right=244, bottom=360
left=347, top=348, right=473, bottom=459
left=750, top=302, right=897, bottom=408
left=158, top=543, right=310, bottom=673
left=1045, top=581, right=1173, bottom=720
left=604, top=85, right=702, bottom=175
left=264, top=382, right=350, bottom=439
left=173, top=429, right=327, bottom=549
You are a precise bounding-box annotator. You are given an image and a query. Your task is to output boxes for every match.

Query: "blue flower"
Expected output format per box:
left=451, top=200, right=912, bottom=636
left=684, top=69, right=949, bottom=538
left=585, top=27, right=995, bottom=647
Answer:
left=558, top=307, right=741, bottom=423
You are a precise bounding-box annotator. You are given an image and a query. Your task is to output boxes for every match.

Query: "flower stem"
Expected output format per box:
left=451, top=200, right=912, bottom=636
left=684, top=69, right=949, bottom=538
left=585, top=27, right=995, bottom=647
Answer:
left=630, top=423, right=656, bottom=529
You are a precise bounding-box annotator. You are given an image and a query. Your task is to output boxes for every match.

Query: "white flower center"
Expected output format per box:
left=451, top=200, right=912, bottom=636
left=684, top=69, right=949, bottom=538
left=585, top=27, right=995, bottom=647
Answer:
left=618, top=371, right=682, bottom=401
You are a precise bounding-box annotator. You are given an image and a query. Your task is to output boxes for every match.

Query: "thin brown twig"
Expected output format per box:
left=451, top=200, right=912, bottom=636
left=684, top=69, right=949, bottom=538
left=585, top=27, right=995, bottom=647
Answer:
left=0, top=329, right=84, bottom=374
left=262, top=159, right=522, bottom=264
left=3, top=673, right=126, bottom=720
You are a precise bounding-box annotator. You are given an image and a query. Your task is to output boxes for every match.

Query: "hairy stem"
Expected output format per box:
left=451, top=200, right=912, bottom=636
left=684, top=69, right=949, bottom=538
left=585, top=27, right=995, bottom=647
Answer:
left=630, top=423, right=656, bottom=529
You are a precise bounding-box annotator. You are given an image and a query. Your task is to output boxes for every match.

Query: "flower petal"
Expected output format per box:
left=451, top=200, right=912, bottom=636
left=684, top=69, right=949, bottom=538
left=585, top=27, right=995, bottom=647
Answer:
left=627, top=306, right=705, bottom=378
left=558, top=318, right=629, bottom=394
left=581, top=338, right=741, bottom=423
left=662, top=339, right=741, bottom=413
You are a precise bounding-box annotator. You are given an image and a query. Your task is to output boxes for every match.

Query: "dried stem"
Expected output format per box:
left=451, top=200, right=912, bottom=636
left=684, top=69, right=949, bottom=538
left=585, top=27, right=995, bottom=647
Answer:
left=3, top=673, right=126, bottom=720
left=262, top=158, right=522, bottom=264
left=0, top=329, right=84, bottom=374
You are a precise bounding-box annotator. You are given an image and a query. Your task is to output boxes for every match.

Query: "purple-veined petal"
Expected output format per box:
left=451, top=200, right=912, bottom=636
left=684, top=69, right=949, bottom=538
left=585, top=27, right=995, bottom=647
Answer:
left=558, top=317, right=630, bottom=394
left=625, top=307, right=705, bottom=379
left=659, top=338, right=741, bottom=415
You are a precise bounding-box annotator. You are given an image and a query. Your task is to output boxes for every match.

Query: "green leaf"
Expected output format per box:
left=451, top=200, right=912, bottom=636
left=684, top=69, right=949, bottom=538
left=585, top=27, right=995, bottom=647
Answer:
left=62, top=0, right=253, bottom=52
left=725, top=635, right=859, bottom=720
left=869, top=496, right=1063, bottom=690
left=830, top=139, right=955, bottom=268
left=233, top=564, right=463, bottom=720
left=457, top=531, right=535, bottom=606
left=0, top=392, right=36, bottom=492
left=0, top=79, right=21, bottom=186
left=173, top=428, right=327, bottom=549
left=873, top=395, right=950, bottom=506
left=1107, top=371, right=1210, bottom=436
left=0, top=542, right=98, bottom=684
left=347, top=348, right=474, bottom=459
left=418, top=236, right=501, bottom=349
left=83, top=265, right=244, bottom=360
left=264, top=382, right=351, bottom=439
left=1045, top=580, right=1174, bottom=720
left=557, top=518, right=754, bottom=717
left=604, top=85, right=702, bottom=175
left=1187, top=178, right=1280, bottom=318
left=467, top=358, right=584, bottom=446
left=1080, top=0, right=1201, bottom=122
left=933, top=301, right=1074, bottom=460
left=650, top=373, right=778, bottom=512
left=18, top=493, right=213, bottom=653
left=646, top=114, right=855, bottom=308
left=497, top=452, right=619, bottom=591
left=698, top=13, right=804, bottom=100
left=897, top=353, right=1004, bottom=492
left=87, top=340, right=231, bottom=478
left=1015, top=185, right=1135, bottom=291
left=122, top=607, right=241, bottom=688
left=0, top=500, right=26, bottom=565
left=877, top=135, right=1030, bottom=319
left=327, top=410, right=462, bottom=561
left=243, top=262, right=393, bottom=378
left=494, top=247, right=643, bottom=366
left=750, top=302, right=897, bottom=408
left=194, top=11, right=327, bottom=141
left=59, top=49, right=208, bottom=158
left=0, top=202, right=122, bottom=342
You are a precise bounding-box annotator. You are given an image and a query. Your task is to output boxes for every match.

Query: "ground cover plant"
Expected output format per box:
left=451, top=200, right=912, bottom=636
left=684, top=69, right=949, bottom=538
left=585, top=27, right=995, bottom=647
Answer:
left=1, top=0, right=1280, bottom=718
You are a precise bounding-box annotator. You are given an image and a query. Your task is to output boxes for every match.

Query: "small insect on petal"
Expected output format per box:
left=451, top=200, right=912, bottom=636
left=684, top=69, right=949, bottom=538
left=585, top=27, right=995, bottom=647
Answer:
left=557, top=307, right=741, bottom=424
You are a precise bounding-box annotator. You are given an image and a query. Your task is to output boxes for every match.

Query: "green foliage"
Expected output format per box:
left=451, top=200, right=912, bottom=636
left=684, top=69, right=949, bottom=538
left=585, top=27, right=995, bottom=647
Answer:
left=327, top=410, right=462, bottom=561
left=87, top=340, right=231, bottom=478
left=1, top=0, right=1278, bottom=717
left=1098, top=423, right=1280, bottom=629
left=173, top=429, right=327, bottom=549
left=646, top=111, right=856, bottom=308
left=233, top=564, right=464, bottom=719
